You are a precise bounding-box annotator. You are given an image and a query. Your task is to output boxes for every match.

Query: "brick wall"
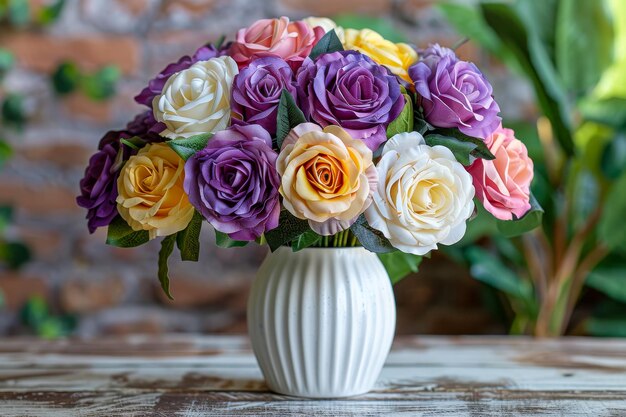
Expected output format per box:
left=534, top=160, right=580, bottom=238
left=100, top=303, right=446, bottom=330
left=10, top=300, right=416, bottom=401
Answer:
left=0, top=0, right=532, bottom=336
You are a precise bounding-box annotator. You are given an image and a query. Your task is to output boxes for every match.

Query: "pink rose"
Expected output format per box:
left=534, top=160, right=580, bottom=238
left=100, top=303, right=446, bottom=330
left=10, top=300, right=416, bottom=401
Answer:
left=467, top=126, right=533, bottom=220
left=229, top=17, right=324, bottom=70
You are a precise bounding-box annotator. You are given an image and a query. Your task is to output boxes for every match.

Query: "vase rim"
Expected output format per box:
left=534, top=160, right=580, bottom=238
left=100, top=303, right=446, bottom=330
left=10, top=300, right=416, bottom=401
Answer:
left=276, top=246, right=368, bottom=252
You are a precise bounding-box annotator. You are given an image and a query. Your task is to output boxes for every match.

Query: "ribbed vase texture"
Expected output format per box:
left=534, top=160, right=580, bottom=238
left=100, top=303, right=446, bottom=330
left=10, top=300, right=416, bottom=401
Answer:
left=247, top=247, right=396, bottom=398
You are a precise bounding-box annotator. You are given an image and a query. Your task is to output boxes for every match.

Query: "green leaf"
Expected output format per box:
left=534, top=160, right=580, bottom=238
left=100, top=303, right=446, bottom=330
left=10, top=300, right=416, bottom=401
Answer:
left=0, top=48, right=15, bottom=79
left=601, top=133, right=626, bottom=180
left=158, top=234, right=176, bottom=300
left=106, top=216, right=150, bottom=248
left=480, top=3, right=574, bottom=156
left=466, top=247, right=533, bottom=301
left=8, top=0, right=29, bottom=26
left=36, top=0, right=65, bottom=25
left=424, top=133, right=478, bottom=166
left=264, top=210, right=311, bottom=252
left=386, top=94, right=414, bottom=138
left=176, top=211, right=203, bottom=261
left=19, top=296, right=49, bottom=329
left=555, top=0, right=613, bottom=95
left=583, top=299, right=626, bottom=337
left=414, top=114, right=434, bottom=136
left=586, top=266, right=626, bottom=304
left=51, top=61, right=80, bottom=95
left=215, top=230, right=248, bottom=248
left=429, top=128, right=495, bottom=160
left=0, top=241, right=31, bottom=269
left=2, top=93, right=27, bottom=129
left=167, top=133, right=213, bottom=161
left=495, top=193, right=544, bottom=238
left=349, top=214, right=395, bottom=253
left=275, top=89, right=306, bottom=149
left=291, top=230, right=320, bottom=252
left=598, top=172, right=626, bottom=253
left=79, top=65, right=121, bottom=101
left=579, top=98, right=626, bottom=130
left=378, top=251, right=422, bottom=284
left=0, top=206, right=13, bottom=232
left=309, top=30, right=344, bottom=60
left=333, top=15, right=407, bottom=43
left=0, top=139, right=13, bottom=168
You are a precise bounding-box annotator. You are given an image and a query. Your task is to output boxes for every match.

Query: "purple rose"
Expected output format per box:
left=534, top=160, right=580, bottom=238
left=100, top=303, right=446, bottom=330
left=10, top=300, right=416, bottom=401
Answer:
left=409, top=44, right=501, bottom=140
left=77, top=135, right=127, bottom=233
left=296, top=50, right=404, bottom=151
left=134, top=44, right=226, bottom=107
left=125, top=110, right=166, bottom=143
left=231, top=57, right=297, bottom=136
left=184, top=124, right=280, bottom=241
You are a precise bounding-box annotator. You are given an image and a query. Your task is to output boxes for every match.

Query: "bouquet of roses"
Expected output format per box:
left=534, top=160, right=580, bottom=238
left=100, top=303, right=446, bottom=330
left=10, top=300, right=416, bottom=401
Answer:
left=77, top=16, right=537, bottom=296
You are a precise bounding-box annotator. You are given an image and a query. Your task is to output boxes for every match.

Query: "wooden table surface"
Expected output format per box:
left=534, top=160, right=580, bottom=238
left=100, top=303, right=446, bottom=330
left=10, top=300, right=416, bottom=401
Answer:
left=0, top=335, right=624, bottom=416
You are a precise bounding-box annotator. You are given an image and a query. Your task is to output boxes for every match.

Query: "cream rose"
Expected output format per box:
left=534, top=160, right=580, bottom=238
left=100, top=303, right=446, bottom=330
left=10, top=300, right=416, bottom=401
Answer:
left=117, top=143, right=194, bottom=240
left=303, top=16, right=345, bottom=43
left=276, top=123, right=377, bottom=235
left=343, top=28, right=417, bottom=83
left=365, top=132, right=474, bottom=255
left=153, top=56, right=238, bottom=139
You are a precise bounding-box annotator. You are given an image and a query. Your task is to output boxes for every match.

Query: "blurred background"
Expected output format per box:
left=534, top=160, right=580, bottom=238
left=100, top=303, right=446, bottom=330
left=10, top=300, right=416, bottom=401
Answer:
left=0, top=0, right=623, bottom=339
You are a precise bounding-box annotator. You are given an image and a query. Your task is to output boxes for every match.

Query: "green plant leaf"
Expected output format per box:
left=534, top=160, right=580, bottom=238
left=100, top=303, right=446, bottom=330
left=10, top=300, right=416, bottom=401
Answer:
left=429, top=128, right=495, bottom=160
left=598, top=172, right=626, bottom=253
left=2, top=93, right=27, bottom=129
left=0, top=48, right=15, bottom=79
left=176, top=211, right=202, bottom=261
left=424, top=133, right=478, bottom=166
left=167, top=133, right=213, bottom=161
left=79, top=65, right=120, bottom=101
left=386, top=93, right=414, bottom=138
left=378, top=251, right=422, bottom=284
left=333, top=15, right=407, bottom=43
left=414, top=114, right=434, bottom=135
left=51, top=61, right=80, bottom=95
left=555, top=0, right=613, bottom=95
left=349, top=214, right=395, bottom=253
left=0, top=206, right=13, bottom=232
left=495, top=193, right=544, bottom=237
left=8, top=0, right=29, bottom=26
left=309, top=30, right=344, bottom=60
left=579, top=98, right=626, bottom=130
left=466, top=246, right=533, bottom=301
left=0, top=241, right=31, bottom=269
left=106, top=216, right=150, bottom=248
left=291, top=230, right=320, bottom=252
left=586, top=266, right=626, bottom=304
left=157, top=234, right=176, bottom=300
left=601, top=133, right=626, bottom=180
left=37, top=0, right=65, bottom=25
left=214, top=230, right=248, bottom=248
left=19, top=296, right=49, bottom=329
left=264, top=210, right=311, bottom=252
left=0, top=139, right=13, bottom=168
left=275, top=89, right=306, bottom=149
left=480, top=3, right=574, bottom=156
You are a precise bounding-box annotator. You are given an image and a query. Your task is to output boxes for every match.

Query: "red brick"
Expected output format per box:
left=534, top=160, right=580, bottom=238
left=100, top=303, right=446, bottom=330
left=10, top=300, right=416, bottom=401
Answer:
left=0, top=181, right=80, bottom=215
left=60, top=277, right=126, bottom=314
left=18, top=143, right=93, bottom=169
left=0, top=33, right=140, bottom=74
left=278, top=0, right=391, bottom=16
left=154, top=275, right=248, bottom=308
left=61, top=94, right=113, bottom=123
left=17, top=228, right=64, bottom=262
left=0, top=273, right=49, bottom=311
left=160, top=0, right=218, bottom=15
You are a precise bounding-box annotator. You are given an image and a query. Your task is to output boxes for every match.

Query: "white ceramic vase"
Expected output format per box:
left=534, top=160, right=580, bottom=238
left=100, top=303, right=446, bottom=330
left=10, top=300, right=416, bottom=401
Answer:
left=247, top=247, right=396, bottom=398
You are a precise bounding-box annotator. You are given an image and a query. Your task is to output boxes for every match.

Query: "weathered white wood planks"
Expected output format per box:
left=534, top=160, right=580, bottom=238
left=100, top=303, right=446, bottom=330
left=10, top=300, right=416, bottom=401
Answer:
left=0, top=335, right=624, bottom=416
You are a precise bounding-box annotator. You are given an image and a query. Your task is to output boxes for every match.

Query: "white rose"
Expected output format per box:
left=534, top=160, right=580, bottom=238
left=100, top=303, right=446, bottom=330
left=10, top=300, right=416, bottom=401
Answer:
left=303, top=16, right=345, bottom=43
left=153, top=56, right=238, bottom=139
left=365, top=132, right=475, bottom=255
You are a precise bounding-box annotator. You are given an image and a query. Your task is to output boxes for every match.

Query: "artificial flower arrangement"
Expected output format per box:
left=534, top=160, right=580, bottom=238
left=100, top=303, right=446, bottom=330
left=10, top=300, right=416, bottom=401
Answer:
left=77, top=16, right=536, bottom=296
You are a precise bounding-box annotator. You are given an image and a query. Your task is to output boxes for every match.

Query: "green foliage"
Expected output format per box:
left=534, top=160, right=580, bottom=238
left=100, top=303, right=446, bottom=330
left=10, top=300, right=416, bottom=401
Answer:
left=349, top=214, right=395, bottom=253
left=424, top=133, right=480, bottom=166
left=106, top=216, right=150, bottom=248
left=586, top=266, right=626, bottom=304
left=309, top=30, right=344, bottom=60
left=0, top=48, right=14, bottom=79
left=495, top=193, right=544, bottom=238
left=215, top=230, right=248, bottom=248
left=36, top=0, right=65, bottom=25
left=157, top=234, right=176, bottom=300
left=386, top=93, right=414, bottom=138
left=579, top=98, right=626, bottom=130
left=176, top=211, right=203, bottom=261
left=20, top=296, right=75, bottom=339
left=264, top=210, right=311, bottom=252
left=51, top=61, right=80, bottom=95
left=378, top=251, right=422, bottom=284
left=7, top=0, right=29, bottom=26
left=0, top=240, right=31, bottom=269
left=429, top=128, right=495, bottom=160
left=583, top=300, right=626, bottom=337
left=291, top=230, right=320, bottom=252
left=601, top=133, right=626, bottom=180
left=275, top=89, right=306, bottom=149
left=333, top=15, right=407, bottom=43
left=80, top=65, right=121, bottom=101
left=167, top=133, right=213, bottom=161
left=598, top=172, right=626, bottom=253
left=2, top=93, right=27, bottom=129
left=0, top=139, right=12, bottom=169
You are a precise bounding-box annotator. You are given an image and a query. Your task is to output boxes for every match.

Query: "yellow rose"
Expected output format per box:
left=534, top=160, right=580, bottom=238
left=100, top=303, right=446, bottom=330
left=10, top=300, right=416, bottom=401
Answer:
left=343, top=28, right=417, bottom=83
left=276, top=123, right=377, bottom=236
left=117, top=143, right=194, bottom=239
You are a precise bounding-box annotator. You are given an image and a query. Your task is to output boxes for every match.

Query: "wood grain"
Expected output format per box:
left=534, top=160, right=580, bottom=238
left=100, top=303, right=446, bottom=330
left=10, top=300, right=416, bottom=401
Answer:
left=0, top=335, right=624, bottom=416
